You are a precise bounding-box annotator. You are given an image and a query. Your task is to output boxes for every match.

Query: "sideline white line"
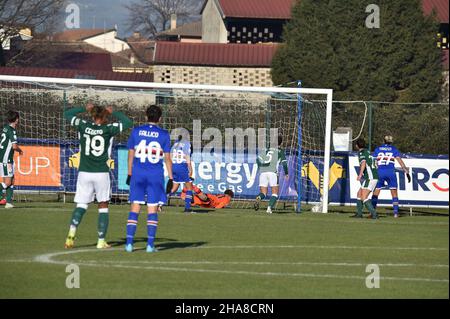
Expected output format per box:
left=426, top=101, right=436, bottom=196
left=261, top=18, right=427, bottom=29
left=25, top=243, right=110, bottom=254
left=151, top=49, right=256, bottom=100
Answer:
left=74, top=259, right=449, bottom=268
left=20, top=248, right=449, bottom=284
left=189, top=245, right=449, bottom=251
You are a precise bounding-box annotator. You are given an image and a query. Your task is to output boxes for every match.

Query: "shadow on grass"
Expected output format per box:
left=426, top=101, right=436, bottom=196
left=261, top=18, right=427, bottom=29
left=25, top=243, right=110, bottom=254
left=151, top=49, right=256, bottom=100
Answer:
left=108, top=237, right=207, bottom=251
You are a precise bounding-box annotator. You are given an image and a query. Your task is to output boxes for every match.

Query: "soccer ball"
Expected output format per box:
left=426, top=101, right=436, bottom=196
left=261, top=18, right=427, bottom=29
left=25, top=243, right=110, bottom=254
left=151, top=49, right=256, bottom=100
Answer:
left=311, top=204, right=322, bottom=213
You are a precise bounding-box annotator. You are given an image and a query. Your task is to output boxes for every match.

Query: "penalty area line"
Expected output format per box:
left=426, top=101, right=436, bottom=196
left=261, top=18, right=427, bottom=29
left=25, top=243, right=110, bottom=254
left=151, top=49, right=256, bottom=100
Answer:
left=9, top=248, right=446, bottom=284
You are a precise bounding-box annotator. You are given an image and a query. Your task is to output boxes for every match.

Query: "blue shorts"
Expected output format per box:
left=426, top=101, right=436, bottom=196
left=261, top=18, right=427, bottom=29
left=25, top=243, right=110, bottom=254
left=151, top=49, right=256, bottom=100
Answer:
left=129, top=171, right=167, bottom=206
left=376, top=169, right=398, bottom=189
left=173, top=164, right=190, bottom=183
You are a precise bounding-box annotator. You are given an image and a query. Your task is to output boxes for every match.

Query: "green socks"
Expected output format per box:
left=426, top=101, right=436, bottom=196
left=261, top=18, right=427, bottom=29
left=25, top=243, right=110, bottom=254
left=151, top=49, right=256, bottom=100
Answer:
left=98, top=208, right=109, bottom=239
left=256, top=193, right=266, bottom=200
left=70, top=206, right=87, bottom=228
left=356, top=199, right=363, bottom=216
left=364, top=200, right=378, bottom=218
left=6, top=186, right=13, bottom=203
left=268, top=194, right=278, bottom=209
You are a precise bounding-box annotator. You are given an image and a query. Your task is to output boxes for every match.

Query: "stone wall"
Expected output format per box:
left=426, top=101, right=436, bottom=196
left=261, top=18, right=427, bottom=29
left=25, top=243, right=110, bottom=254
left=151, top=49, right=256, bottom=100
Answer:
left=154, top=65, right=273, bottom=86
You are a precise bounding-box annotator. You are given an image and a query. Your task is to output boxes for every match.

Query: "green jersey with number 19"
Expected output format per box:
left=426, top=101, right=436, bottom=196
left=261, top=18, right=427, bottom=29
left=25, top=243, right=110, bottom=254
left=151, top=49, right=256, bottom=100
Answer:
left=0, top=125, right=18, bottom=164
left=64, top=107, right=133, bottom=173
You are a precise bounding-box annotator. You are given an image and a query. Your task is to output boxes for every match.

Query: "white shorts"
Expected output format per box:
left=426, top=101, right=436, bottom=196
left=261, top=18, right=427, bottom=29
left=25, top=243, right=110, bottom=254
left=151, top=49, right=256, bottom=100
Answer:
left=259, top=172, right=279, bottom=188
left=361, top=179, right=378, bottom=192
left=0, top=163, right=14, bottom=178
left=74, top=172, right=111, bottom=204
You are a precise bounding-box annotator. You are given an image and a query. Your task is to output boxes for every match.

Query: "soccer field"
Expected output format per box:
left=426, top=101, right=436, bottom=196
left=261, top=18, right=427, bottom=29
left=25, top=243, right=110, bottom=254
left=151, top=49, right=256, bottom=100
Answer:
left=0, top=203, right=448, bottom=299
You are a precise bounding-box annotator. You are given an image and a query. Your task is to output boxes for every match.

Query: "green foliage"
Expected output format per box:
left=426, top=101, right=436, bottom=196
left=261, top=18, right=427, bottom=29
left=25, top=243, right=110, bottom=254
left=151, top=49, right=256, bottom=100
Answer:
left=272, top=0, right=443, bottom=102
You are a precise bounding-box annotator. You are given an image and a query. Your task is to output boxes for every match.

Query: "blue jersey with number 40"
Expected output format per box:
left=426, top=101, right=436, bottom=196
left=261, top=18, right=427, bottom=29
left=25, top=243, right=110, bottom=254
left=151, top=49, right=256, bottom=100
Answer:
left=127, top=124, right=171, bottom=173
left=373, top=144, right=400, bottom=171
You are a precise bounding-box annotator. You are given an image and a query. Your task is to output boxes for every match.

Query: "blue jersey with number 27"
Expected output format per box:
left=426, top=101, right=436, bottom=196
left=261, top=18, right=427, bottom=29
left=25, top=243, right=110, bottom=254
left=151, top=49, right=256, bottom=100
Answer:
left=373, top=144, right=400, bottom=171
left=127, top=124, right=171, bottom=173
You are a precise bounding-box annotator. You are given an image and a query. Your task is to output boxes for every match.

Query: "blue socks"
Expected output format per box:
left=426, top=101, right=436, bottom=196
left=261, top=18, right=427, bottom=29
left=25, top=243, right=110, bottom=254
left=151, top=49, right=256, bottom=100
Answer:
left=393, top=197, right=399, bottom=214
left=126, top=212, right=159, bottom=248
left=185, top=190, right=193, bottom=210
left=147, top=213, right=158, bottom=247
left=126, top=212, right=139, bottom=245
left=371, top=195, right=378, bottom=209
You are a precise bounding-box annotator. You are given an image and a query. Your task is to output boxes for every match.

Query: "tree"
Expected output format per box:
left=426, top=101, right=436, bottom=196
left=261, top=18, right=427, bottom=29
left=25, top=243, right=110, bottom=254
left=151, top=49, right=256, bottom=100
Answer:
left=271, top=0, right=443, bottom=102
left=0, top=0, right=64, bottom=66
left=125, top=0, right=201, bottom=39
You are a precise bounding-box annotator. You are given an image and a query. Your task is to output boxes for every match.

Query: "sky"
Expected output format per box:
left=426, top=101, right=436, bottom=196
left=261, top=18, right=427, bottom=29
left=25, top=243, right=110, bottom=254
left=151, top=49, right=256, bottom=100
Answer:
left=59, top=0, right=203, bottom=38
left=61, top=0, right=136, bottom=38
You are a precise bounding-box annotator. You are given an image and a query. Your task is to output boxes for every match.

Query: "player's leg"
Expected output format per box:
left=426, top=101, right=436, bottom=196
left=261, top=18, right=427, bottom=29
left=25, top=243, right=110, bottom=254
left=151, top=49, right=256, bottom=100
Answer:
left=0, top=176, right=12, bottom=206
left=351, top=187, right=364, bottom=218
left=145, top=175, right=166, bottom=252
left=2, top=164, right=15, bottom=208
left=266, top=173, right=279, bottom=213
left=170, top=182, right=180, bottom=195
left=387, top=173, right=400, bottom=217
left=94, top=173, right=112, bottom=249
left=65, top=172, right=94, bottom=248
left=183, top=181, right=194, bottom=212
left=125, top=174, right=145, bottom=252
left=362, top=180, right=378, bottom=219
left=390, top=189, right=400, bottom=218
left=175, top=166, right=193, bottom=212
left=371, top=186, right=381, bottom=210
left=255, top=172, right=269, bottom=211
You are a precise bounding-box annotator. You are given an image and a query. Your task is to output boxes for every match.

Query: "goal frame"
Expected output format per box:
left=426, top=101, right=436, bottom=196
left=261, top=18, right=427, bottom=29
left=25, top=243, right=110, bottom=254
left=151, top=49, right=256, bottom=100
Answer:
left=0, top=75, right=333, bottom=213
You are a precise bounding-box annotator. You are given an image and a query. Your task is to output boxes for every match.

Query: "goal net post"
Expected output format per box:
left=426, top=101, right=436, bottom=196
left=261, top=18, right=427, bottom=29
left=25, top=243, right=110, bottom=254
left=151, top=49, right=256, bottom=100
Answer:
left=0, top=75, right=333, bottom=213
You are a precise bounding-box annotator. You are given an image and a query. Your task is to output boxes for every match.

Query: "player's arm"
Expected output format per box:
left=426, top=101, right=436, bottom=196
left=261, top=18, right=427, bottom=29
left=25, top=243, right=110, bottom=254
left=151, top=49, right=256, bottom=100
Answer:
left=358, top=160, right=366, bottom=181
left=63, top=104, right=90, bottom=126
left=125, top=130, right=135, bottom=185
left=12, top=143, right=23, bottom=156
left=8, top=129, right=23, bottom=155
left=106, top=106, right=133, bottom=132
left=185, top=154, right=193, bottom=178
left=395, top=156, right=411, bottom=182
left=163, top=134, right=174, bottom=192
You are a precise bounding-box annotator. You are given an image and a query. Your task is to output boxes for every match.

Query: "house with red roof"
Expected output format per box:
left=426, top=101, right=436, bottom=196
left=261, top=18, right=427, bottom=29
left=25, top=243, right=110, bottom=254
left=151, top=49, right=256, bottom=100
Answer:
left=152, top=41, right=278, bottom=86
left=52, top=28, right=130, bottom=53
left=422, top=0, right=449, bottom=49
left=201, top=0, right=295, bottom=44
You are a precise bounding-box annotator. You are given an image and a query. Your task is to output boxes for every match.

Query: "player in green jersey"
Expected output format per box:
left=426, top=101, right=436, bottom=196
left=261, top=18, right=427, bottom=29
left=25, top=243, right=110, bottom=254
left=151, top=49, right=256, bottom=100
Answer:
left=352, top=138, right=378, bottom=219
left=0, top=111, right=23, bottom=209
left=254, top=136, right=289, bottom=214
left=64, top=103, right=133, bottom=249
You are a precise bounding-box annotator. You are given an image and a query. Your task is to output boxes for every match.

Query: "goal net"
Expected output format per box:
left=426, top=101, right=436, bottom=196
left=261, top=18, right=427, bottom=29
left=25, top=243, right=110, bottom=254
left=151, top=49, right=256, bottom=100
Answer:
left=0, top=76, right=332, bottom=212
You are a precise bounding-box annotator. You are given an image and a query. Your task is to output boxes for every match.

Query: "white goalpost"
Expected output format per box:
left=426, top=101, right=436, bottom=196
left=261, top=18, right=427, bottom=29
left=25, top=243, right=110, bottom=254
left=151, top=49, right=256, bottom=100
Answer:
left=0, top=75, right=333, bottom=213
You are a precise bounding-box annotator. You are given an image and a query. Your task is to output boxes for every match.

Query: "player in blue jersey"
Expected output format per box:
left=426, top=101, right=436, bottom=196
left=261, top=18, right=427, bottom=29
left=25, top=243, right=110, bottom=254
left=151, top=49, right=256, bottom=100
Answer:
left=169, top=135, right=194, bottom=213
left=371, top=135, right=411, bottom=218
left=124, top=105, right=173, bottom=253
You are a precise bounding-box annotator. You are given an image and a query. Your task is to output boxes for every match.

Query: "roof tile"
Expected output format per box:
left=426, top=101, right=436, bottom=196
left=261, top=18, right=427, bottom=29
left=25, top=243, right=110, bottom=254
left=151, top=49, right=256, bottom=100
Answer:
left=153, top=41, right=279, bottom=67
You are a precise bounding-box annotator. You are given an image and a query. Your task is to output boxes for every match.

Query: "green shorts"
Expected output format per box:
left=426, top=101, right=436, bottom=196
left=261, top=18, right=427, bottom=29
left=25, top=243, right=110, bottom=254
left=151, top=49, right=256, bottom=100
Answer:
left=0, top=163, right=14, bottom=178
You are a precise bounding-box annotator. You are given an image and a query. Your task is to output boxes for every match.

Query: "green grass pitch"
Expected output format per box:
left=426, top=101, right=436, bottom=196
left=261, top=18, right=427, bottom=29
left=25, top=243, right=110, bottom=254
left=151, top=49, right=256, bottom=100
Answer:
left=0, top=203, right=448, bottom=298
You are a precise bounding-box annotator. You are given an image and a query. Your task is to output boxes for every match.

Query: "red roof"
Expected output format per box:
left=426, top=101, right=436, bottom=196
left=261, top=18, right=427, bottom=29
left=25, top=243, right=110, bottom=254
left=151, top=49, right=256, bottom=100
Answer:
left=0, top=67, right=154, bottom=82
left=153, top=41, right=279, bottom=67
left=422, top=0, right=449, bottom=23
left=52, top=29, right=116, bottom=41
left=56, top=52, right=113, bottom=71
left=216, top=0, right=296, bottom=19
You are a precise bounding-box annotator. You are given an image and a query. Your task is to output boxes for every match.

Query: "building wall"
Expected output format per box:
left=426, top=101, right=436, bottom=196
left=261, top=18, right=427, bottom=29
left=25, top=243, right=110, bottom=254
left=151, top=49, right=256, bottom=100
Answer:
left=202, top=0, right=227, bottom=43
left=84, top=31, right=130, bottom=53
left=154, top=65, right=273, bottom=87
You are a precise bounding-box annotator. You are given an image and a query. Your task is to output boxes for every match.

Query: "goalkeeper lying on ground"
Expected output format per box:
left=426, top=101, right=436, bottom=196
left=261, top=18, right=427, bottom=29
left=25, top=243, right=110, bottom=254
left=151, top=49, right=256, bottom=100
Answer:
left=180, top=184, right=234, bottom=209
